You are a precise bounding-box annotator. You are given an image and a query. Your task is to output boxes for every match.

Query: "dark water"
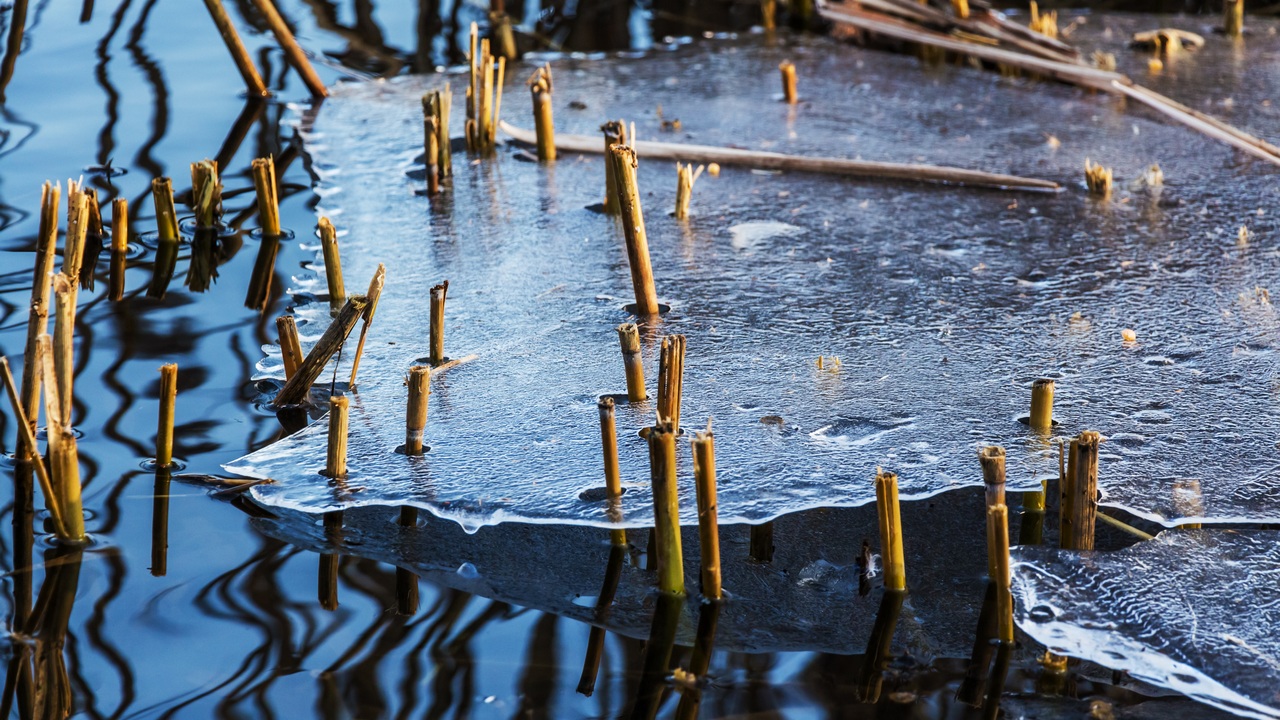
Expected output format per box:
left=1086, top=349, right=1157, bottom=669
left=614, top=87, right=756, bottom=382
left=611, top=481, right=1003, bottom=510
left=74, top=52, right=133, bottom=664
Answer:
left=0, top=1, right=1266, bottom=718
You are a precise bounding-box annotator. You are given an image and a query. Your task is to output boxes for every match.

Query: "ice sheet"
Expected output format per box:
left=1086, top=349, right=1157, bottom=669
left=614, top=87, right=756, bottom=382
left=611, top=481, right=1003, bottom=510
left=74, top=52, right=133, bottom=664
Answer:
left=226, top=26, right=1280, bottom=529
left=1012, top=531, right=1280, bottom=720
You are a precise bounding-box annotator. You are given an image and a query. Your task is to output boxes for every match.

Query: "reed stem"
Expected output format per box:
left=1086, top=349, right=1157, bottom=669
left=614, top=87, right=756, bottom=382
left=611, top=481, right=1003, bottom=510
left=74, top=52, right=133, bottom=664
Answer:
left=325, top=395, right=349, bottom=478
left=691, top=420, right=721, bottom=600
left=346, top=263, right=385, bottom=388
left=952, top=0, right=969, bottom=19
left=156, top=363, right=178, bottom=468
left=1029, top=378, right=1054, bottom=430
left=19, top=182, right=59, bottom=460
left=201, top=0, right=270, bottom=97
left=80, top=189, right=104, bottom=291
left=874, top=468, right=906, bottom=591
left=1223, top=0, right=1243, bottom=37
left=425, top=115, right=440, bottom=196
left=674, top=162, right=704, bottom=220
left=466, top=24, right=505, bottom=156
left=52, top=275, right=77, bottom=428
left=597, top=397, right=626, bottom=546
left=427, top=86, right=453, bottom=178
left=62, top=189, right=89, bottom=297
left=986, top=503, right=1014, bottom=642
left=761, top=0, right=776, bottom=30
left=191, top=159, right=222, bottom=228
left=247, top=0, right=328, bottom=98
left=148, top=178, right=179, bottom=298
left=616, top=323, right=647, bottom=402
left=608, top=145, right=661, bottom=315
left=657, top=335, right=686, bottom=430
left=272, top=317, right=301, bottom=383
left=491, top=11, right=518, bottom=60
left=252, top=156, right=281, bottom=238
left=779, top=60, right=798, bottom=104
left=429, top=281, right=449, bottom=365
left=601, top=120, right=628, bottom=214
left=314, top=217, right=346, bottom=315
left=1060, top=430, right=1100, bottom=550
left=647, top=420, right=684, bottom=596
left=109, top=197, right=127, bottom=301
left=528, top=64, right=555, bottom=162
left=273, top=295, right=369, bottom=406
left=37, top=334, right=85, bottom=542
left=979, top=445, right=1006, bottom=509
left=405, top=366, right=430, bottom=456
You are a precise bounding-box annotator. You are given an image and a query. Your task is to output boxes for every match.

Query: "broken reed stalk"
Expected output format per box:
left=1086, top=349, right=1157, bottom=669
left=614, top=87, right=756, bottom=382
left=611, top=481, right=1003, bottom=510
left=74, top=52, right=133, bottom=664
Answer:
left=1029, top=378, right=1054, bottom=430
left=1223, top=0, right=1243, bottom=38
left=405, top=366, right=430, bottom=456
left=317, top=217, right=346, bottom=315
left=156, top=363, right=178, bottom=468
left=597, top=397, right=627, bottom=547
left=37, top=334, right=85, bottom=543
left=874, top=469, right=906, bottom=591
left=986, top=504, right=1014, bottom=643
left=980, top=446, right=1006, bottom=510
left=691, top=421, right=722, bottom=600
left=246, top=0, right=328, bottom=98
left=325, top=395, right=350, bottom=478
left=0, top=357, right=67, bottom=538
left=1028, top=1, right=1058, bottom=39
left=1060, top=430, right=1100, bottom=550
left=465, top=23, right=506, bottom=155
left=429, top=281, right=449, bottom=365
left=1084, top=159, right=1112, bottom=198
left=346, top=263, right=385, bottom=387
left=109, top=197, right=127, bottom=302
left=657, top=335, right=686, bottom=430
left=148, top=177, right=179, bottom=298
left=424, top=115, right=440, bottom=196
left=674, top=162, right=704, bottom=220
left=252, top=156, right=281, bottom=237
left=423, top=87, right=453, bottom=180
left=19, top=182, right=60, bottom=459
left=273, top=295, right=369, bottom=406
left=528, top=64, right=555, bottom=162
left=191, top=159, right=222, bottom=228
left=51, top=276, right=77, bottom=428
left=276, top=316, right=303, bottom=381
left=601, top=120, right=628, bottom=214
left=648, top=420, right=685, bottom=596
left=201, top=0, right=269, bottom=97
left=608, top=145, right=662, bottom=316
left=616, top=323, right=647, bottom=402
left=779, top=61, right=798, bottom=104
left=62, top=189, right=89, bottom=297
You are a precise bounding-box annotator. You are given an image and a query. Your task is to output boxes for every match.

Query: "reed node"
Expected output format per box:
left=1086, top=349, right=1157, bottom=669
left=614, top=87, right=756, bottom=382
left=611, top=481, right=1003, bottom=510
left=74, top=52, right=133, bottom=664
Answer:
left=1223, top=0, right=1243, bottom=37
left=691, top=419, right=722, bottom=600
left=597, top=397, right=627, bottom=546
left=674, top=162, right=704, bottom=220
left=647, top=419, right=684, bottom=596
left=986, top=504, right=1014, bottom=643
left=201, top=0, right=270, bottom=97
left=1029, top=1, right=1058, bottom=39
left=318, top=217, right=346, bottom=315
left=156, top=364, right=178, bottom=468
left=37, top=333, right=86, bottom=543
left=465, top=22, right=506, bottom=156
left=275, top=316, right=303, bottom=381
left=429, top=280, right=449, bottom=365
left=251, top=156, right=281, bottom=238
left=874, top=468, right=906, bottom=591
left=1060, top=430, right=1100, bottom=550
left=1029, top=378, right=1054, bottom=430
left=324, top=395, right=350, bottom=478
left=527, top=64, right=556, bottom=162
left=405, top=366, right=431, bottom=456
left=657, top=335, right=686, bottom=431
left=109, top=197, right=128, bottom=302
left=616, top=323, right=647, bottom=402
left=19, top=182, right=60, bottom=459
left=608, top=145, right=661, bottom=316
left=601, top=120, right=628, bottom=214
left=52, top=276, right=77, bottom=428
left=247, top=0, right=328, bottom=98
left=779, top=60, right=798, bottom=104
left=1084, top=159, right=1112, bottom=198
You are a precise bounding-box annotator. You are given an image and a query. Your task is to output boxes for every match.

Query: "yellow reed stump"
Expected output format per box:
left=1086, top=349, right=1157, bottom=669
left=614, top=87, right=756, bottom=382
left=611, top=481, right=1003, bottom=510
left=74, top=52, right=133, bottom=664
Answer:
left=761, top=0, right=776, bottom=29
left=1223, top=0, right=1243, bottom=38
left=425, top=115, right=441, bottom=196
left=987, top=504, right=1014, bottom=643
left=1029, top=378, right=1054, bottom=430
left=674, top=162, right=704, bottom=220
left=429, top=281, right=449, bottom=365
left=325, top=396, right=350, bottom=478
left=648, top=421, right=684, bottom=596
left=528, top=64, right=555, bottom=162
left=252, top=156, right=281, bottom=237
left=608, top=145, right=661, bottom=315
left=109, top=197, right=128, bottom=301
left=616, top=323, right=647, bottom=402
left=597, top=397, right=627, bottom=546
left=405, top=366, right=431, bottom=456
left=157, top=364, right=178, bottom=468
left=318, top=217, right=346, bottom=315
left=779, top=61, right=798, bottom=104
left=980, top=445, right=1006, bottom=510
left=37, top=334, right=85, bottom=542
left=52, top=276, right=77, bottom=428
left=148, top=177, right=180, bottom=299
left=657, top=335, right=686, bottom=429
left=1084, top=159, right=1112, bottom=199
left=691, top=420, right=722, bottom=600
left=275, top=316, right=303, bottom=381
left=601, top=120, right=628, bottom=214
left=1060, top=430, right=1100, bottom=550
left=874, top=469, right=906, bottom=591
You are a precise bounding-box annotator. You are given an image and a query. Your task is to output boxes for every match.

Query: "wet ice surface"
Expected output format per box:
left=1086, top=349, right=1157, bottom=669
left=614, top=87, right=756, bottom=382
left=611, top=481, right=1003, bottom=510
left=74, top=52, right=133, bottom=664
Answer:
left=227, top=24, right=1280, bottom=529
left=1012, top=531, right=1280, bottom=719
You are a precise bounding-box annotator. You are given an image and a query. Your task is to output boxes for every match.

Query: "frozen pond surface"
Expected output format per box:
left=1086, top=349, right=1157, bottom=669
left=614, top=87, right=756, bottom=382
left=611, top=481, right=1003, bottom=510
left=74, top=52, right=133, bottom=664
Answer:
left=227, top=25, right=1280, bottom=530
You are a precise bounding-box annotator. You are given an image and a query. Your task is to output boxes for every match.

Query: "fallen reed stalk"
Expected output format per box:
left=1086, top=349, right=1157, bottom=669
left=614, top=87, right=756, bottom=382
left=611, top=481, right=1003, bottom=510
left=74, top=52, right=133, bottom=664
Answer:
left=37, top=334, right=85, bottom=543
left=346, top=263, right=385, bottom=387
left=674, top=162, right=704, bottom=220
left=252, top=156, right=281, bottom=237
left=527, top=64, right=555, bottom=162
left=1223, top=0, right=1243, bottom=37
left=324, top=395, right=349, bottom=478
left=609, top=145, right=662, bottom=314
left=1060, top=430, right=1100, bottom=550
left=429, top=280, right=449, bottom=365
left=503, top=122, right=1060, bottom=190
left=52, top=276, right=77, bottom=428
left=275, top=316, right=302, bottom=382
left=779, top=61, right=798, bottom=104
left=874, top=468, right=906, bottom=591
left=1029, top=378, right=1054, bottom=430
left=405, top=366, right=430, bottom=456
left=657, top=335, right=686, bottom=430
left=201, top=0, right=269, bottom=97
left=273, top=295, right=369, bottom=406
left=156, top=364, right=178, bottom=468
left=0, top=357, right=67, bottom=538
left=247, top=0, right=328, bottom=98
left=19, top=182, right=60, bottom=460
left=597, top=397, right=626, bottom=546
left=691, top=420, right=721, bottom=600
left=986, top=503, right=1014, bottom=643
left=109, top=197, right=127, bottom=301
left=601, top=120, right=628, bottom=214
left=317, top=217, right=345, bottom=315
left=1084, top=159, right=1112, bottom=198
left=148, top=177, right=179, bottom=298
left=616, top=323, right=646, bottom=402
left=648, top=419, right=684, bottom=596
